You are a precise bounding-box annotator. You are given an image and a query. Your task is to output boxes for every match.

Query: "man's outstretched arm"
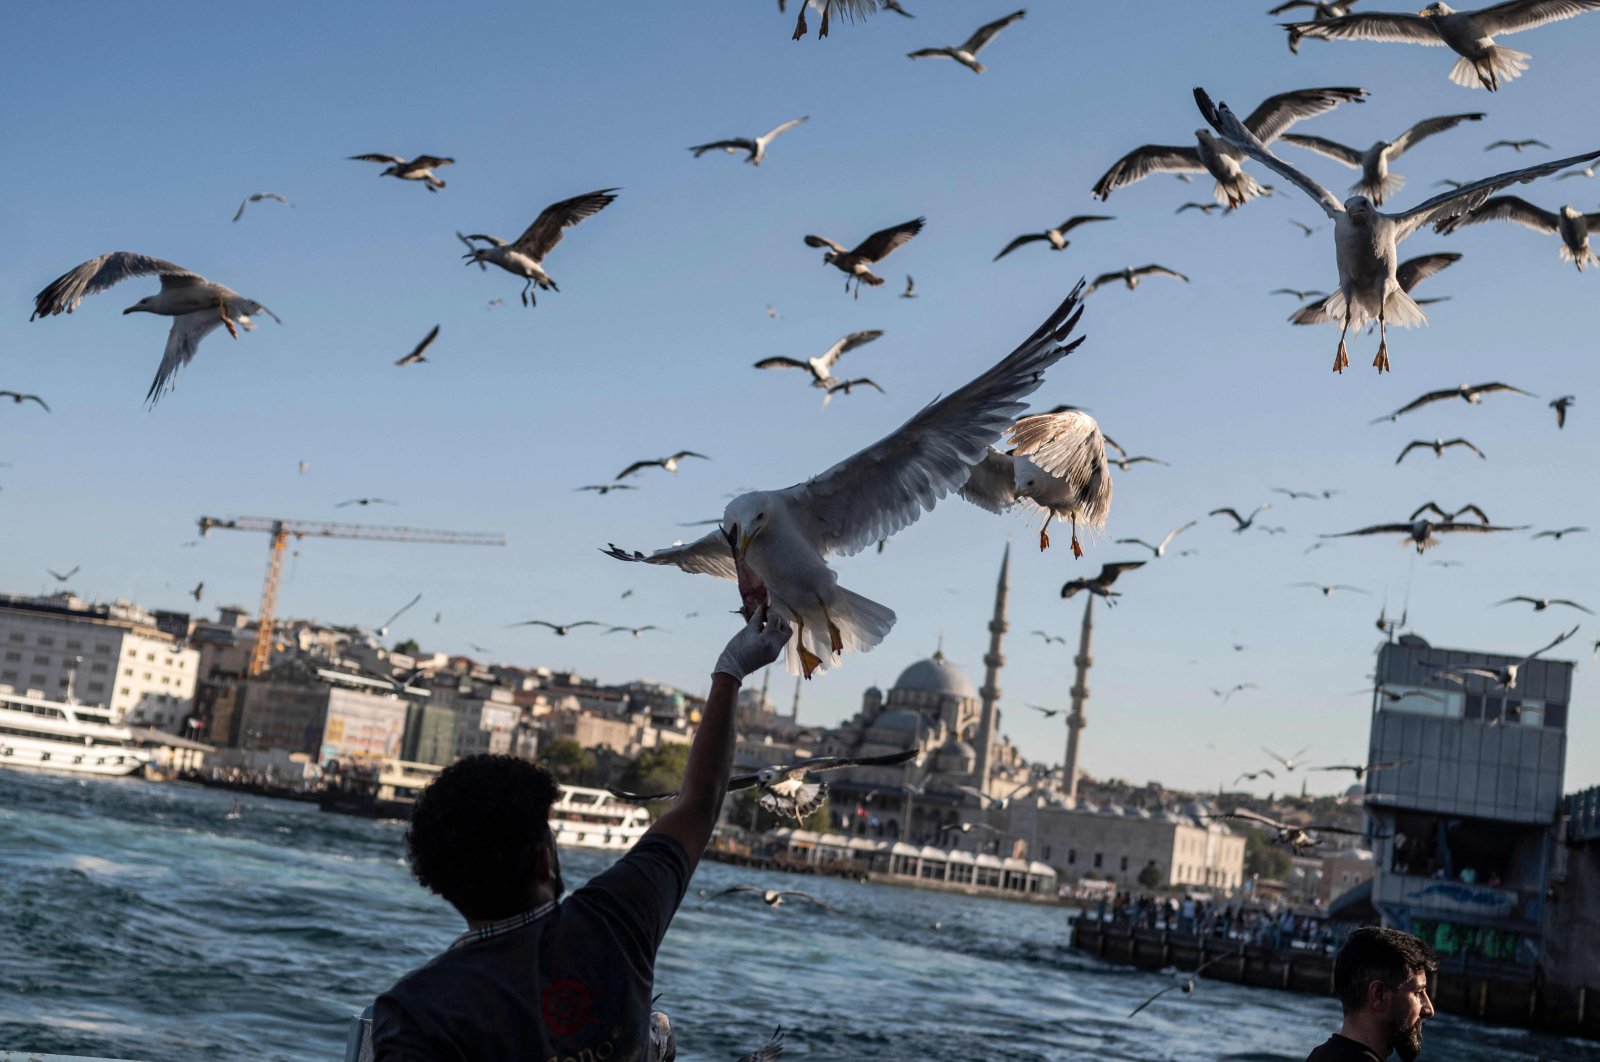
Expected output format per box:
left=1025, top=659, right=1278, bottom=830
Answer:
left=648, top=606, right=790, bottom=868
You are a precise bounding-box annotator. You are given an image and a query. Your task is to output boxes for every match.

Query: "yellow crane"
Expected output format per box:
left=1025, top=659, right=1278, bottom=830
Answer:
left=196, top=515, right=507, bottom=676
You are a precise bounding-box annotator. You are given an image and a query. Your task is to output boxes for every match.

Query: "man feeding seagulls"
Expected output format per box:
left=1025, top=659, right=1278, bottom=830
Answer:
left=604, top=286, right=1086, bottom=678
left=1192, top=87, right=1600, bottom=372
left=30, top=252, right=280, bottom=407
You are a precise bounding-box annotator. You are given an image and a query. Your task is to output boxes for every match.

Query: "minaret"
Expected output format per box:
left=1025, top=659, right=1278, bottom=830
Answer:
left=1063, top=594, right=1094, bottom=803
left=973, top=543, right=1010, bottom=797
left=789, top=674, right=802, bottom=723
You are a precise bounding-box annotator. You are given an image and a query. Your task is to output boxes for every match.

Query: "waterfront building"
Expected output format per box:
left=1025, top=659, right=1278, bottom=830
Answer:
left=1364, top=632, right=1574, bottom=966
left=401, top=701, right=458, bottom=766
left=1014, top=798, right=1246, bottom=891
left=0, top=592, right=198, bottom=732
left=232, top=662, right=409, bottom=765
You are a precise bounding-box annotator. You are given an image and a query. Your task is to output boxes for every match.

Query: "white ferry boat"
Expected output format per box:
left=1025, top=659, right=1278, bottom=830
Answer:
left=0, top=689, right=150, bottom=777
left=551, top=784, right=651, bottom=851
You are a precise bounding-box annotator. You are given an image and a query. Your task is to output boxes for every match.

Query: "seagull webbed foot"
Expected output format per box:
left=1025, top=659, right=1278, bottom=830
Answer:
left=1071, top=529, right=1084, bottom=559
left=1333, top=339, right=1349, bottom=374
left=1373, top=341, right=1390, bottom=374
left=799, top=645, right=822, bottom=679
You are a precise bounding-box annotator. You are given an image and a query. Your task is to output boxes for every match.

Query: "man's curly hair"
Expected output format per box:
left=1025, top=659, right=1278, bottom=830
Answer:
left=404, top=754, right=560, bottom=920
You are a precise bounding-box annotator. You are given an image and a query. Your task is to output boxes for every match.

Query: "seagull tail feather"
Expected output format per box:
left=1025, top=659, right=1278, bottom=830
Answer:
left=1356, top=172, right=1405, bottom=206
left=781, top=586, right=896, bottom=677
left=1452, top=47, right=1528, bottom=90
left=1383, top=288, right=1428, bottom=330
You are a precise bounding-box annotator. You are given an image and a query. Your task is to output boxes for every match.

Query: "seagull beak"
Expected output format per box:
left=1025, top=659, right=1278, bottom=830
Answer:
left=738, top=525, right=762, bottom=558
left=122, top=305, right=139, bottom=315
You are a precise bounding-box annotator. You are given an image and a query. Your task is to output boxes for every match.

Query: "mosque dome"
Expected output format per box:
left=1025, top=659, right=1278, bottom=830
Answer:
left=893, top=652, right=977, bottom=700
left=872, top=708, right=924, bottom=733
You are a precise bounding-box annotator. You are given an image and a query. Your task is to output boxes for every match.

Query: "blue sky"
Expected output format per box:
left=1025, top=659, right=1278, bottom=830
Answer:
left=4, top=2, right=1600, bottom=795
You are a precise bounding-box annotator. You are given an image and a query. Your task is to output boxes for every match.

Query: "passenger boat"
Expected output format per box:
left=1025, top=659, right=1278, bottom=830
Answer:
left=0, top=689, right=150, bottom=777
left=550, top=784, right=651, bottom=851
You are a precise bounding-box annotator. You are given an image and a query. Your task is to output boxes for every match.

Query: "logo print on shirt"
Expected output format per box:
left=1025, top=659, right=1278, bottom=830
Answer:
left=541, top=977, right=597, bottom=1036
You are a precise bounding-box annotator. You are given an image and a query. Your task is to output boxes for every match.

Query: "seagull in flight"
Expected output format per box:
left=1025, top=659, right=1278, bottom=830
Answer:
left=46, top=566, right=80, bottom=583
left=1109, top=454, right=1169, bottom=472
left=1061, top=561, right=1146, bottom=604
left=1369, top=380, right=1532, bottom=422
left=900, top=275, right=918, bottom=299
left=1212, top=683, right=1259, bottom=702
left=1193, top=87, right=1600, bottom=372
left=348, top=152, right=453, bottom=191
left=336, top=497, right=397, bottom=508
left=1116, top=520, right=1198, bottom=559
left=1428, top=624, right=1578, bottom=688
left=1234, top=768, right=1276, bottom=784
left=1280, top=111, right=1484, bottom=205
left=701, top=884, right=840, bottom=913
left=615, top=450, right=710, bottom=480
left=1031, top=630, right=1067, bottom=645
left=30, top=253, right=281, bottom=406
left=1271, top=486, right=1340, bottom=499
left=1271, top=288, right=1328, bottom=300
left=754, top=330, right=883, bottom=389
left=376, top=593, right=422, bottom=637
left=1025, top=703, right=1062, bottom=718
left=0, top=391, right=50, bottom=412
left=395, top=325, right=440, bottom=367
left=1083, top=265, right=1189, bottom=297
left=1310, top=761, right=1407, bottom=780
left=822, top=378, right=885, bottom=406
left=575, top=483, right=638, bottom=496
left=805, top=218, right=924, bottom=297
left=1209, top=504, right=1272, bottom=532
left=1093, top=86, right=1367, bottom=207
left=1395, top=437, right=1485, bottom=463
left=1411, top=501, right=1490, bottom=523
left=1281, top=1, right=1600, bottom=91
left=1177, top=202, right=1229, bottom=215
left=1486, top=138, right=1551, bottom=152
left=1288, top=219, right=1321, bottom=236
left=994, top=215, right=1114, bottom=261
left=1128, top=950, right=1247, bottom=1019
left=1205, top=808, right=1369, bottom=854
left=787, top=0, right=892, bottom=39
left=603, top=290, right=1086, bottom=677
left=1550, top=394, right=1575, bottom=428
left=1437, top=195, right=1600, bottom=270
left=509, top=619, right=604, bottom=636
left=688, top=116, right=809, bottom=166
left=1533, top=526, right=1587, bottom=540
left=610, top=749, right=918, bottom=820
left=232, top=192, right=293, bottom=222
left=460, top=189, right=619, bottom=307
left=1494, top=595, right=1594, bottom=614
left=1323, top=516, right=1524, bottom=552
left=604, top=625, right=667, bottom=637
left=906, top=9, right=1026, bottom=73
left=1292, top=582, right=1370, bottom=596
left=958, top=409, right=1114, bottom=554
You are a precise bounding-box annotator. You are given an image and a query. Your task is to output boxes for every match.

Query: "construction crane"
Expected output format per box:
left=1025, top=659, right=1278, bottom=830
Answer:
left=197, top=515, right=507, bottom=676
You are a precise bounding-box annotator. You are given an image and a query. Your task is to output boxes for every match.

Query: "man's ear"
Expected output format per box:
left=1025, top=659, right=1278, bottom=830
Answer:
left=535, top=842, right=553, bottom=883
left=1365, top=977, right=1390, bottom=1013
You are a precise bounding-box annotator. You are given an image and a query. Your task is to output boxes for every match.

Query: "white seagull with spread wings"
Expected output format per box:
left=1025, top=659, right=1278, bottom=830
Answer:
left=906, top=10, right=1026, bottom=73
left=1280, top=111, right=1484, bottom=204
left=30, top=253, right=280, bottom=406
left=1437, top=195, right=1600, bottom=270
left=958, top=410, right=1113, bottom=554
left=459, top=189, right=619, bottom=306
left=1194, top=87, right=1600, bottom=372
left=689, top=116, right=809, bottom=166
left=603, top=289, right=1086, bottom=677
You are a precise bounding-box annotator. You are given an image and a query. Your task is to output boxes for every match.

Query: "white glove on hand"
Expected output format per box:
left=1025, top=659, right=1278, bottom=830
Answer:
left=713, top=605, right=792, bottom=683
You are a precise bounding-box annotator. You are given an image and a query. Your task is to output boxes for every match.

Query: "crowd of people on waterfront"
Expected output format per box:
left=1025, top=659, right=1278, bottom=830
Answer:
left=1098, top=890, right=1351, bottom=955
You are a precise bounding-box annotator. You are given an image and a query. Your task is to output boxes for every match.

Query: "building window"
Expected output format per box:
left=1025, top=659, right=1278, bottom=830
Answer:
left=29, top=674, right=47, bottom=686
left=1067, top=849, right=1076, bottom=865
left=66, top=640, right=82, bottom=650
left=142, top=673, right=151, bottom=681
left=8, top=633, right=24, bottom=643
left=32, top=654, right=50, bottom=665
left=3, top=652, right=17, bottom=662
left=88, top=682, right=105, bottom=693
left=36, top=636, right=54, bottom=647
left=120, top=687, right=131, bottom=696
left=123, top=668, right=133, bottom=677
left=96, top=644, right=111, bottom=655
left=1043, top=845, right=1052, bottom=862
left=145, top=653, right=156, bottom=662
left=1120, top=856, right=1129, bottom=872
left=1093, top=852, right=1103, bottom=869
left=0, top=670, right=16, bottom=681
left=90, top=662, right=107, bottom=673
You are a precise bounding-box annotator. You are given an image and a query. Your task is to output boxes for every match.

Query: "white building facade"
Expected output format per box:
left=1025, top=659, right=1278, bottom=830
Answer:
left=0, top=593, right=198, bottom=732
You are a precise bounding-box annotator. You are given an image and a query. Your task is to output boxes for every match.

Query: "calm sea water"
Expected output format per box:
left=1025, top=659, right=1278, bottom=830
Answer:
left=1, top=769, right=1595, bottom=1062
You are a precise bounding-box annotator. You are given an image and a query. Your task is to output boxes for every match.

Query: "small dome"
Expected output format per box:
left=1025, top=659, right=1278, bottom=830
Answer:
left=937, top=739, right=976, bottom=773
left=893, top=653, right=977, bottom=700
left=873, top=708, right=924, bottom=732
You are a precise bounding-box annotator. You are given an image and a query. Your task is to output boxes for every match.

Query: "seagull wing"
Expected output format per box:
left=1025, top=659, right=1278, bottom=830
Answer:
left=1159, top=521, right=1199, bottom=550
left=1551, top=600, right=1596, bottom=614
left=1395, top=252, right=1462, bottom=292
left=1092, top=145, right=1205, bottom=200
left=1289, top=294, right=1337, bottom=325
left=754, top=357, right=812, bottom=372
left=1131, top=264, right=1189, bottom=282
left=1466, top=381, right=1534, bottom=398
left=512, top=189, right=620, bottom=259
left=994, top=233, right=1048, bottom=261
left=1522, top=623, right=1581, bottom=663
left=689, top=137, right=756, bottom=157
left=1239, top=86, right=1367, bottom=144
left=349, top=153, right=406, bottom=164
left=734, top=1028, right=786, bottom=1062
left=1326, top=523, right=1417, bottom=538
left=1396, top=441, right=1429, bottom=464
left=1194, top=91, right=1343, bottom=219
left=849, top=217, right=925, bottom=262
left=458, top=231, right=508, bottom=248
left=410, top=155, right=454, bottom=169
left=145, top=311, right=226, bottom=406
left=802, top=748, right=920, bottom=773
left=1005, top=410, right=1114, bottom=526
left=1388, top=113, right=1486, bottom=159
left=788, top=287, right=1085, bottom=558
left=1436, top=194, right=1560, bottom=235
left=959, top=8, right=1025, bottom=54
left=1474, top=0, right=1600, bottom=37
left=817, top=330, right=884, bottom=374
left=1285, top=12, right=1443, bottom=44
left=601, top=530, right=737, bottom=579
left=608, top=784, right=680, bottom=803
left=32, top=253, right=199, bottom=319
left=1434, top=521, right=1524, bottom=535
left=1443, top=438, right=1486, bottom=458
left=757, top=115, right=810, bottom=142
left=668, top=450, right=710, bottom=462
left=1389, top=387, right=1462, bottom=419
left=1059, top=215, right=1115, bottom=233
left=780, top=890, right=843, bottom=912
left=803, top=234, right=849, bottom=254
left=1209, top=508, right=1246, bottom=528
left=398, top=324, right=440, bottom=365
left=1279, top=133, right=1364, bottom=169
left=233, top=198, right=250, bottom=222
left=1494, top=596, right=1541, bottom=607
left=1402, top=149, right=1600, bottom=240
left=958, top=448, right=1020, bottom=514
left=615, top=459, right=662, bottom=480
left=1096, top=561, right=1146, bottom=586
left=379, top=593, right=423, bottom=631
left=1128, top=983, right=1180, bottom=1019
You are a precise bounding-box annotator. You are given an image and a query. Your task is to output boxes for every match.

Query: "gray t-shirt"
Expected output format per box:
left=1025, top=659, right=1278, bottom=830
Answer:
left=372, top=833, right=692, bottom=1061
